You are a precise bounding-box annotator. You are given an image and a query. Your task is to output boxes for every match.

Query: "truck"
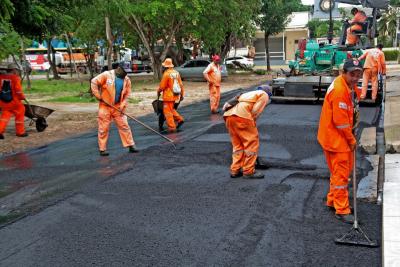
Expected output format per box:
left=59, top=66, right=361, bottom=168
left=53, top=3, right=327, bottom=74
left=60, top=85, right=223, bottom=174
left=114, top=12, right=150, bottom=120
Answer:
left=271, top=0, right=389, bottom=104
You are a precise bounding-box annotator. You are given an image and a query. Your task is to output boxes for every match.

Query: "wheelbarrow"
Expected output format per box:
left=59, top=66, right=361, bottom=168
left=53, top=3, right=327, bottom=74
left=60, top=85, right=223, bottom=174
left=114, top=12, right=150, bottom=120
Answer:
left=24, top=100, right=54, bottom=132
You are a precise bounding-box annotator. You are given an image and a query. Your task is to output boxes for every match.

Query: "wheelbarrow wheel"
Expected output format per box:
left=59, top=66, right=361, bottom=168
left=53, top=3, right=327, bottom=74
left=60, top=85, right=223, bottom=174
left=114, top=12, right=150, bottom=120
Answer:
left=35, top=117, right=48, bottom=132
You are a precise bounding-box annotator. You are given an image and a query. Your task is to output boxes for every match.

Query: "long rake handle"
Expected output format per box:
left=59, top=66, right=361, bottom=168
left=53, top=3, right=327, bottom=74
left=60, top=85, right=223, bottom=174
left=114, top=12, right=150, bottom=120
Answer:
left=353, top=149, right=358, bottom=228
left=101, top=100, right=176, bottom=147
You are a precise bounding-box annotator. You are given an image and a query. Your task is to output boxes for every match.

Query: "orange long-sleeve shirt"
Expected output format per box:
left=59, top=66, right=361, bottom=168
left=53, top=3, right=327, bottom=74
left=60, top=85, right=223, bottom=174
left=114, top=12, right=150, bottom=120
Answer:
left=358, top=48, right=386, bottom=75
left=223, top=90, right=268, bottom=121
left=158, top=68, right=184, bottom=102
left=318, top=75, right=360, bottom=152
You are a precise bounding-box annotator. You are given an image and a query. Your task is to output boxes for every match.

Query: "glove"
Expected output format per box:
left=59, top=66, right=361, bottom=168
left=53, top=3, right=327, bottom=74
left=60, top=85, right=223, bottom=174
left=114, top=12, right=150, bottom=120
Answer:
left=157, top=91, right=161, bottom=98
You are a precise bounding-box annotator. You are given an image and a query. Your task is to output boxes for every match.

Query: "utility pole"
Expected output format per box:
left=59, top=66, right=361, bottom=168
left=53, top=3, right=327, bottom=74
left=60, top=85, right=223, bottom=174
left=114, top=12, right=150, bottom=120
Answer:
left=328, top=0, right=333, bottom=44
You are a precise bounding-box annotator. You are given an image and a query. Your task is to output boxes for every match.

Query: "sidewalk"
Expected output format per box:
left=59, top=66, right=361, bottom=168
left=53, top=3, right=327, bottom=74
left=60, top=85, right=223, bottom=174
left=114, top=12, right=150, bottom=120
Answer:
left=383, top=67, right=400, bottom=266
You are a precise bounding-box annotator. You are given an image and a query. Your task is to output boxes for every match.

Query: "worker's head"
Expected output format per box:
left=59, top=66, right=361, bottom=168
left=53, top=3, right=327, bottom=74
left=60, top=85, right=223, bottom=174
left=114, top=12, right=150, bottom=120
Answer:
left=6, top=63, right=20, bottom=75
left=377, top=44, right=384, bottom=50
left=351, top=7, right=358, bottom=15
left=162, top=58, right=174, bottom=69
left=257, top=84, right=273, bottom=97
left=112, top=62, right=127, bottom=78
left=212, top=55, right=221, bottom=64
left=343, top=59, right=363, bottom=87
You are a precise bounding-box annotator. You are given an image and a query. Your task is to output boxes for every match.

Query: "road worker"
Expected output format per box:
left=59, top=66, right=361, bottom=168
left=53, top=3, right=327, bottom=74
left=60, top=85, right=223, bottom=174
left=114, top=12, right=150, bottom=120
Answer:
left=223, top=87, right=271, bottom=179
left=0, top=63, right=28, bottom=139
left=357, top=44, right=386, bottom=101
left=346, top=7, right=367, bottom=46
left=318, top=59, right=363, bottom=224
left=204, top=55, right=222, bottom=114
left=91, top=62, right=138, bottom=156
left=157, top=58, right=184, bottom=133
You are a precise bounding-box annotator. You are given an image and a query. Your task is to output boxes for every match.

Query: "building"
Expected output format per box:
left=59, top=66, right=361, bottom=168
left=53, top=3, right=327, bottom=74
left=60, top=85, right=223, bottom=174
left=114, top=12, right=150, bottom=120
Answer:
left=253, top=11, right=310, bottom=63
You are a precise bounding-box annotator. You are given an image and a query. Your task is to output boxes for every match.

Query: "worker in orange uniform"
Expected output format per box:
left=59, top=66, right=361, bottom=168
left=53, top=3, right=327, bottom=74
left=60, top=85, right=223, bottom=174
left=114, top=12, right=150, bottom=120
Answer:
left=223, top=87, right=271, bottom=179
left=157, top=58, right=184, bottom=133
left=0, top=63, right=28, bottom=139
left=346, top=7, right=367, bottom=46
left=91, top=62, right=138, bottom=156
left=204, top=55, right=222, bottom=114
left=357, top=44, right=386, bottom=101
left=318, top=59, right=363, bottom=224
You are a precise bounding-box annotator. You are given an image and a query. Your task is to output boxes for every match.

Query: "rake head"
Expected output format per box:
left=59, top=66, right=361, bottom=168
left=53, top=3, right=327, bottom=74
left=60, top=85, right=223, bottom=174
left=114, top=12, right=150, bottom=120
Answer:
left=335, top=224, right=379, bottom=248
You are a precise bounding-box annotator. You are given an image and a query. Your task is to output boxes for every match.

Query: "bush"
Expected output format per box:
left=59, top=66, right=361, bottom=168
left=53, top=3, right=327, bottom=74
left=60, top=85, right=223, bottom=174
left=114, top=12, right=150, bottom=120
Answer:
left=253, top=69, right=267, bottom=75
left=383, top=50, right=399, bottom=61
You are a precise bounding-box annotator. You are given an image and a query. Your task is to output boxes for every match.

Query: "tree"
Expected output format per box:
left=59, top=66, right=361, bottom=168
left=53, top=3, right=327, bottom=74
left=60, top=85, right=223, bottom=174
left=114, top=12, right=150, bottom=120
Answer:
left=307, top=19, right=342, bottom=38
left=256, top=0, right=304, bottom=71
left=116, top=0, right=205, bottom=79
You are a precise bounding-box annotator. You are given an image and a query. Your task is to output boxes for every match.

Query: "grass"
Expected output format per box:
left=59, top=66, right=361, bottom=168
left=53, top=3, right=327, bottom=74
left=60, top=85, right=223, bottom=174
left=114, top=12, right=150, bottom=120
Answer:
left=0, top=212, right=23, bottom=225
left=22, top=77, right=155, bottom=103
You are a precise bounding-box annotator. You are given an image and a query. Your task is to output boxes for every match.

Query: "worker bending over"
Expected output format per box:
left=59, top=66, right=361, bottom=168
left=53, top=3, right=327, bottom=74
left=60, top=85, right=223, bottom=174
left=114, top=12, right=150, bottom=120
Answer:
left=223, top=87, right=270, bottom=179
left=358, top=44, right=386, bottom=101
left=204, top=55, right=222, bottom=114
left=91, top=62, right=138, bottom=156
left=0, top=63, right=28, bottom=139
left=157, top=58, right=184, bottom=133
left=318, top=59, right=362, bottom=224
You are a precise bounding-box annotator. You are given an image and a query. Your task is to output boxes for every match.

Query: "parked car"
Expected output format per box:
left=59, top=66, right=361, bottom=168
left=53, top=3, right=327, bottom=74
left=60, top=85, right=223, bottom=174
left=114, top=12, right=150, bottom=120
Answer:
left=175, top=59, right=228, bottom=81
left=225, top=56, right=254, bottom=68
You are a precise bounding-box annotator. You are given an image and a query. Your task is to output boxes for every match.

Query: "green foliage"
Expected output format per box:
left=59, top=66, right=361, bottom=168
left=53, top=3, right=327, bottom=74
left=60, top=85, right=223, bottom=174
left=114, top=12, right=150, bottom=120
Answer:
left=307, top=19, right=342, bottom=38
left=0, top=22, right=20, bottom=60
left=383, top=50, right=399, bottom=61
left=256, top=0, right=303, bottom=36
left=254, top=69, right=267, bottom=75
left=0, top=0, right=14, bottom=21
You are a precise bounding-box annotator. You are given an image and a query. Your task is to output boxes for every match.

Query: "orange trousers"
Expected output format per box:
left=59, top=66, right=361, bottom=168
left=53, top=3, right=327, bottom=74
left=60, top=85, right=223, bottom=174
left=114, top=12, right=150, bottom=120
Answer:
left=361, top=68, right=378, bottom=100
left=163, top=101, right=183, bottom=132
left=98, top=106, right=134, bottom=151
left=324, top=150, right=353, bottom=215
left=209, top=84, right=220, bottom=113
left=225, top=116, right=259, bottom=175
left=346, top=25, right=362, bottom=45
left=0, top=103, right=25, bottom=135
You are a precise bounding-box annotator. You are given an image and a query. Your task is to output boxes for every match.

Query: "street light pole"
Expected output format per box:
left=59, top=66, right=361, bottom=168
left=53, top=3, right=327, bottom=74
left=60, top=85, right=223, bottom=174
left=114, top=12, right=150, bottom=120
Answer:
left=328, top=0, right=333, bottom=44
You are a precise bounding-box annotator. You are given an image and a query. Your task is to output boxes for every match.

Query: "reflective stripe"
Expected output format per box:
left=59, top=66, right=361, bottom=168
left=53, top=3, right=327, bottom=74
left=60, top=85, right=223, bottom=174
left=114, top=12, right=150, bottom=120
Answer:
left=0, top=119, right=7, bottom=122
left=244, top=150, right=257, bottom=156
left=333, top=185, right=348, bottom=189
left=335, top=124, right=350, bottom=129
left=15, top=121, right=24, bottom=124
left=233, top=149, right=244, bottom=155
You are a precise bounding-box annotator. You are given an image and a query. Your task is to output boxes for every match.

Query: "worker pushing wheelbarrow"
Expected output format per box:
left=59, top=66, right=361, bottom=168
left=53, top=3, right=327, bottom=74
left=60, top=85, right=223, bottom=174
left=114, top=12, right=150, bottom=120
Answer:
left=0, top=63, right=53, bottom=139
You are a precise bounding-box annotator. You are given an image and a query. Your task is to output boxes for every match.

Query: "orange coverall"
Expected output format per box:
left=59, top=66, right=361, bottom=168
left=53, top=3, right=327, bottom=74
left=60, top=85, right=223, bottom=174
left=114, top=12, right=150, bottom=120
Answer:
left=224, top=90, right=268, bottom=176
left=91, top=70, right=134, bottom=151
left=0, top=74, right=26, bottom=136
left=158, top=68, right=184, bottom=132
left=318, top=75, right=360, bottom=215
left=346, top=11, right=367, bottom=46
left=203, top=62, right=222, bottom=113
left=358, top=48, right=386, bottom=100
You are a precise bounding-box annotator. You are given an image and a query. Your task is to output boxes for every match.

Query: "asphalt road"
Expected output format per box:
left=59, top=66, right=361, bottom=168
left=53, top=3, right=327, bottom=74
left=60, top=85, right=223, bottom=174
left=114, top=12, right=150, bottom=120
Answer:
left=0, top=88, right=381, bottom=266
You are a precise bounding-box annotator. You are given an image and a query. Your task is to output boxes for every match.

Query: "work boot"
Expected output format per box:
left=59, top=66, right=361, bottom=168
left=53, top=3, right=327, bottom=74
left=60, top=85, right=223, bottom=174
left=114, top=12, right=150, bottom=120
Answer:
left=335, top=214, right=355, bottom=224
left=243, top=171, right=265, bottom=179
left=230, top=171, right=243, bottom=178
left=99, top=150, right=109, bottom=156
left=177, top=121, right=184, bottom=129
left=128, top=145, right=139, bottom=153
left=16, top=132, right=28, bottom=137
left=0, top=133, right=4, bottom=140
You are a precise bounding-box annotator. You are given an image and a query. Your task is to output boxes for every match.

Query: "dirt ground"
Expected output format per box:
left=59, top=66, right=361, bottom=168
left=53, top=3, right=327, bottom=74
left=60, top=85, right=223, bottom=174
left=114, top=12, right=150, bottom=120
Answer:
left=0, top=73, right=273, bottom=155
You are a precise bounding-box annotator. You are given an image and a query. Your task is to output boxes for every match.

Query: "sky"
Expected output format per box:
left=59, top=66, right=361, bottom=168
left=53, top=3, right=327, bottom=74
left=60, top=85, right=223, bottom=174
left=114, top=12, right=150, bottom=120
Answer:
left=301, top=0, right=314, bottom=4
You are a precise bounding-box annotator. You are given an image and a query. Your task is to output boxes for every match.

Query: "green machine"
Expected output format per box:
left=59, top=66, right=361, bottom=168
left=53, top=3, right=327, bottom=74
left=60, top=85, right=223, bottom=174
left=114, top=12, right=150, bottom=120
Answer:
left=272, top=0, right=389, bottom=102
left=288, top=40, right=363, bottom=76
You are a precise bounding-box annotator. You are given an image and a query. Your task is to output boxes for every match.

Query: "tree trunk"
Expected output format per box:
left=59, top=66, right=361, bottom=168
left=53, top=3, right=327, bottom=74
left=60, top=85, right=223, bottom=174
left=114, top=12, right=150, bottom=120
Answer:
left=19, top=38, right=31, bottom=90
left=105, top=16, right=113, bottom=70
left=220, top=33, right=233, bottom=60
left=264, top=32, right=271, bottom=71
left=47, top=37, right=60, bottom=80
